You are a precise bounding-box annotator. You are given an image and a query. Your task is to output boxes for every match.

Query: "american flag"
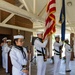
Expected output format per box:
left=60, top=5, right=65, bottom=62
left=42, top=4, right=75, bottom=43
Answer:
left=44, top=0, right=56, bottom=39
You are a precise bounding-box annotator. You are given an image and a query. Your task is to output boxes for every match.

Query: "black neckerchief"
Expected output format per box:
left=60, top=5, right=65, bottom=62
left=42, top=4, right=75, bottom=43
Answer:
left=15, top=46, right=26, bottom=59
left=38, top=38, right=43, bottom=43
left=65, top=42, right=69, bottom=45
left=56, top=41, right=59, bottom=43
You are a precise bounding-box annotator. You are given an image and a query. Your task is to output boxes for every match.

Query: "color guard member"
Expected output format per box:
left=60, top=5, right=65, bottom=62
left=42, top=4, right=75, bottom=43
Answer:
left=65, top=39, right=72, bottom=72
left=1, top=37, right=7, bottom=69
left=34, top=32, right=48, bottom=75
left=53, top=35, right=63, bottom=75
left=10, top=35, right=28, bottom=75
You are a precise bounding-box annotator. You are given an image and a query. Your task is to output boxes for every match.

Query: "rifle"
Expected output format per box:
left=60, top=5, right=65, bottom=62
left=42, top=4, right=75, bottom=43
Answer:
left=59, top=45, right=63, bottom=59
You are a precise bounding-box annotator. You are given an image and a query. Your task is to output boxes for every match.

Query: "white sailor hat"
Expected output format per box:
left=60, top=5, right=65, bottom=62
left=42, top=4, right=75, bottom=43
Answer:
left=37, top=31, right=43, bottom=35
left=14, top=35, right=24, bottom=39
left=6, top=40, right=11, bottom=42
left=2, top=37, right=7, bottom=40
left=55, top=35, right=60, bottom=39
left=65, top=39, right=69, bottom=41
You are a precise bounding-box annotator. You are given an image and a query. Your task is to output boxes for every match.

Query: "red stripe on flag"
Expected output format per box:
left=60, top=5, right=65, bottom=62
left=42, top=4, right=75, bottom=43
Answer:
left=47, top=0, right=56, bottom=12
left=44, top=0, right=56, bottom=39
left=49, top=7, right=56, bottom=13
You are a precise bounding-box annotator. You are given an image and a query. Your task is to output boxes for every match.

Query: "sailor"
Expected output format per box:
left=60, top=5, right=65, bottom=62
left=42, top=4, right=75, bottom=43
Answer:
left=53, top=35, right=63, bottom=75
left=10, top=35, right=28, bottom=75
left=34, top=31, right=48, bottom=75
left=5, top=39, right=12, bottom=73
left=1, top=37, right=7, bottom=69
left=64, top=39, right=72, bottom=72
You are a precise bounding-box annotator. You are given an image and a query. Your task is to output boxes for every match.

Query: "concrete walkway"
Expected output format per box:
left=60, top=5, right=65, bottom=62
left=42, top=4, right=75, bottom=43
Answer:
left=31, top=59, right=75, bottom=75
left=0, top=59, right=75, bottom=75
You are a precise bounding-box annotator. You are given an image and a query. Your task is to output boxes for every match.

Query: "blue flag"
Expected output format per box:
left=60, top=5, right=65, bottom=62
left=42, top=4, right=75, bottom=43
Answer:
left=59, top=0, right=66, bottom=41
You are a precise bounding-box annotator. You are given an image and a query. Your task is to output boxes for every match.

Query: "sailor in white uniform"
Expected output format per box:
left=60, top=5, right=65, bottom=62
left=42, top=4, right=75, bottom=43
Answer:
left=1, top=37, right=7, bottom=69
left=34, top=32, right=48, bottom=75
left=53, top=35, right=63, bottom=75
left=64, top=39, right=72, bottom=72
left=10, top=35, right=28, bottom=75
left=5, top=39, right=12, bottom=73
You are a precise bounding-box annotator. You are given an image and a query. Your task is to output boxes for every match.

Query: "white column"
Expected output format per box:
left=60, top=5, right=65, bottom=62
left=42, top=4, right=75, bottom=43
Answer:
left=29, top=53, right=31, bottom=75
left=47, top=35, right=52, bottom=57
left=33, top=0, right=36, bottom=14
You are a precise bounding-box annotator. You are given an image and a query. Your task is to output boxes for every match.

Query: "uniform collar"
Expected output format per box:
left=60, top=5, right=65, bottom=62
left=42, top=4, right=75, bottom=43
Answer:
left=56, top=41, right=59, bottom=43
left=38, top=38, right=43, bottom=43
left=15, top=45, right=23, bottom=51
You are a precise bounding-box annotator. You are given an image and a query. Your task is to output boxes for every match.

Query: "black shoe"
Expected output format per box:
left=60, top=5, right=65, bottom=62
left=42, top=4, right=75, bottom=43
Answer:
left=66, top=70, right=71, bottom=72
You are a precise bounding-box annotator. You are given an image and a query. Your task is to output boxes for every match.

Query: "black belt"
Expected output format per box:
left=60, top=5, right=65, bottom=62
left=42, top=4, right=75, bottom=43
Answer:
left=22, top=65, right=27, bottom=68
left=37, top=50, right=46, bottom=61
left=37, top=54, right=43, bottom=56
left=37, top=50, right=42, bottom=53
left=53, top=49, right=60, bottom=53
left=54, top=53, right=60, bottom=55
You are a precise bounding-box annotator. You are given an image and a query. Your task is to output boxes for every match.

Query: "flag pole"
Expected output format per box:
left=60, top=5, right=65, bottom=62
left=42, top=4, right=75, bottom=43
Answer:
left=59, top=0, right=66, bottom=58
left=28, top=35, right=33, bottom=75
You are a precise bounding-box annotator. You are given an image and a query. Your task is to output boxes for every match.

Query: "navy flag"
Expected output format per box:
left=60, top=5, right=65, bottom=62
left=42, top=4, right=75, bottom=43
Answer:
left=59, top=0, right=66, bottom=41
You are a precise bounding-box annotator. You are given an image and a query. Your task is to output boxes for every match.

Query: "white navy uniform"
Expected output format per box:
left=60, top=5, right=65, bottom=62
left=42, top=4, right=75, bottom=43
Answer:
left=2, top=43, right=8, bottom=69
left=34, top=38, right=48, bottom=75
left=53, top=42, right=62, bottom=75
left=10, top=46, right=28, bottom=75
left=65, top=43, right=72, bottom=71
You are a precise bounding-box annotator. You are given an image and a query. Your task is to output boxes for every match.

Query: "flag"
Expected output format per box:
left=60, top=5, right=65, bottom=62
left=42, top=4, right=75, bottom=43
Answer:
left=59, top=0, right=66, bottom=41
left=44, top=0, right=56, bottom=39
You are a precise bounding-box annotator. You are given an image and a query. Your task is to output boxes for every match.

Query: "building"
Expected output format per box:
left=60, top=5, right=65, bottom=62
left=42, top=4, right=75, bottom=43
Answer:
left=0, top=0, right=75, bottom=75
